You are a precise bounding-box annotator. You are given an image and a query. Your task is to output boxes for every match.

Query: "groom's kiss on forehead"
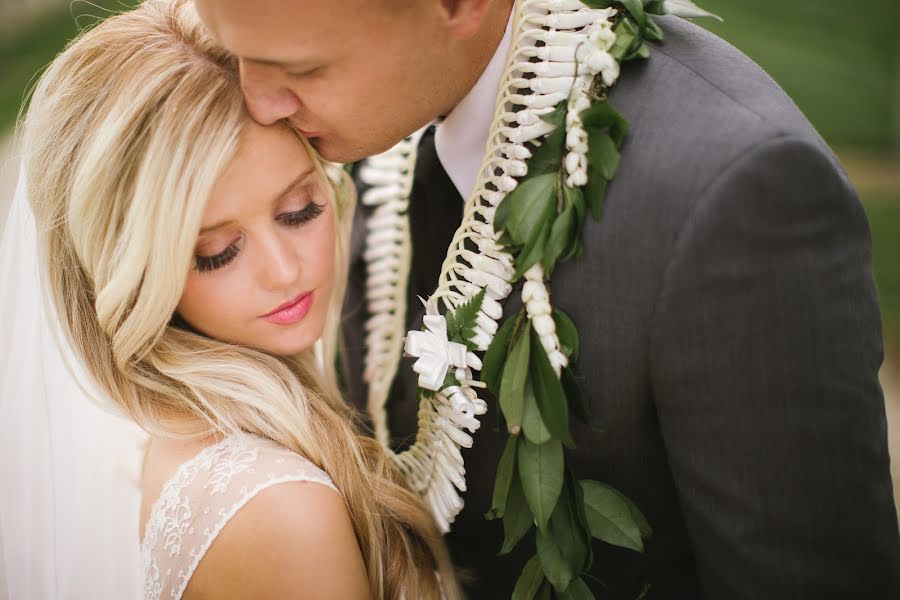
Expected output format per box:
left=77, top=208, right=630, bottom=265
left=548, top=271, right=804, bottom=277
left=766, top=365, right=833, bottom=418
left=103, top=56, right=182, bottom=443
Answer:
left=194, top=0, right=513, bottom=162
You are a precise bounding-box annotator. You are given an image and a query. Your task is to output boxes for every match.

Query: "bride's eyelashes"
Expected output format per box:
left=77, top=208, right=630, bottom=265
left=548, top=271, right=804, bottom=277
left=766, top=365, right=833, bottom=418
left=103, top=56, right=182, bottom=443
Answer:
left=193, top=200, right=326, bottom=273
left=196, top=241, right=240, bottom=273
left=275, top=200, right=325, bottom=227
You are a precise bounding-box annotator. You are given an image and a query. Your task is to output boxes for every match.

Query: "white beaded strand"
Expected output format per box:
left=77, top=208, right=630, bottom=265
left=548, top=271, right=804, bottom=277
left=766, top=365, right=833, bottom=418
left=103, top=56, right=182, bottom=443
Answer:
left=360, top=0, right=616, bottom=530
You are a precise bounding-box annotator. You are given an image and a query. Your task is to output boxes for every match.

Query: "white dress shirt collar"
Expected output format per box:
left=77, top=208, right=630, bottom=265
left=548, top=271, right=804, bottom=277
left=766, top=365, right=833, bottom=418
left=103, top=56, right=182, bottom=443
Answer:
left=433, top=15, right=513, bottom=201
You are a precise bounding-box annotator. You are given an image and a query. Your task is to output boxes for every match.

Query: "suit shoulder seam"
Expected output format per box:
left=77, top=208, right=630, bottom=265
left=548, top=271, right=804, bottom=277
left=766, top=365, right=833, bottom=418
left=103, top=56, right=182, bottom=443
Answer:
left=651, top=42, right=769, bottom=127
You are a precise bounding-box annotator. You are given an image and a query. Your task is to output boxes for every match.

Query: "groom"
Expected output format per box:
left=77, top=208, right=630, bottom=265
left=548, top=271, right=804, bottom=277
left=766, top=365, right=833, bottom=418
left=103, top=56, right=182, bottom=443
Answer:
left=195, top=0, right=900, bottom=597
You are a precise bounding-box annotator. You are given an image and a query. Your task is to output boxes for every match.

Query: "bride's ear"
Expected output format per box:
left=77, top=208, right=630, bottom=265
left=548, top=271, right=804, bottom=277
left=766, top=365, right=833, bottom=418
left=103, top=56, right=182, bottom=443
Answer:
left=436, top=0, right=494, bottom=39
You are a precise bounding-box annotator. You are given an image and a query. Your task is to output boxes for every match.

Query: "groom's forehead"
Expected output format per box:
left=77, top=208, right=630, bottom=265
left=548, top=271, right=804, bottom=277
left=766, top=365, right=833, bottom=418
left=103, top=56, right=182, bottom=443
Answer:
left=195, top=0, right=396, bottom=32
left=194, top=0, right=400, bottom=60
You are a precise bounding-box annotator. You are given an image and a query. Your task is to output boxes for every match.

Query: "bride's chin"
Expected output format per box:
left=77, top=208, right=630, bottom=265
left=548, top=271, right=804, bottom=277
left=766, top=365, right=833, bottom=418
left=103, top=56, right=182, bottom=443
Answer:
left=252, top=329, right=320, bottom=358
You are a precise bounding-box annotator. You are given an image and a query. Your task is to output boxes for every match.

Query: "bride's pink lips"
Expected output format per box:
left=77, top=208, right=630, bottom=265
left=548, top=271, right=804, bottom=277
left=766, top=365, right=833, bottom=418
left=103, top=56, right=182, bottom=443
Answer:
left=261, top=291, right=315, bottom=325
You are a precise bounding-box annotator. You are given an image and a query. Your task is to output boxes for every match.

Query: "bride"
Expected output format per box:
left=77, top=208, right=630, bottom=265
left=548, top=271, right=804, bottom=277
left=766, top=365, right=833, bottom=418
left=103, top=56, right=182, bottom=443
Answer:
left=5, top=0, right=462, bottom=598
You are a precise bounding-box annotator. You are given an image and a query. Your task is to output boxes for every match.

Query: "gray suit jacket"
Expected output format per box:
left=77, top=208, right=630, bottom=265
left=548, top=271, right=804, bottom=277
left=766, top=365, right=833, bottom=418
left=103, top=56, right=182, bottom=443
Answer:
left=342, top=16, right=900, bottom=599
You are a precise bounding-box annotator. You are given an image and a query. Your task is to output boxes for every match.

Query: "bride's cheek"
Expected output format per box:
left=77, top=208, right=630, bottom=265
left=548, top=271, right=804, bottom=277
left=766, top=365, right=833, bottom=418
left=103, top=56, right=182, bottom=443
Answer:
left=180, top=270, right=242, bottom=332
left=314, top=210, right=338, bottom=286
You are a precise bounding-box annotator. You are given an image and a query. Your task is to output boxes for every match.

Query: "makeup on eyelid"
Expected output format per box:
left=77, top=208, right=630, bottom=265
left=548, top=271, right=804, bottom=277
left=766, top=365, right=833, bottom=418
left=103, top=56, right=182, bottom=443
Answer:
left=193, top=200, right=325, bottom=273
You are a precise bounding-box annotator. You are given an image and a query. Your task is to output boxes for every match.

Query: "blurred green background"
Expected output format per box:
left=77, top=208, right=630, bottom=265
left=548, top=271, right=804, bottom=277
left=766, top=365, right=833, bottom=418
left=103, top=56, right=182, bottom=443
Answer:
left=701, top=0, right=900, bottom=353
left=0, top=0, right=898, bottom=344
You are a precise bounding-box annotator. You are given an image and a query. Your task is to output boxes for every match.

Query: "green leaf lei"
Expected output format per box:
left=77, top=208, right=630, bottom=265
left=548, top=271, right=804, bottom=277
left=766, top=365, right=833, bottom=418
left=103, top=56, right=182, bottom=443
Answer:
left=432, top=2, right=720, bottom=597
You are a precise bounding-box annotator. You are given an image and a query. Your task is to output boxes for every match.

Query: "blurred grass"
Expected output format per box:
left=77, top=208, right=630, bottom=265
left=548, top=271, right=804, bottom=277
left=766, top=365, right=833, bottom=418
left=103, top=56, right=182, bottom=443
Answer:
left=700, top=0, right=899, bottom=149
left=687, top=0, right=900, bottom=346
left=0, top=0, right=137, bottom=134
left=866, top=194, right=900, bottom=344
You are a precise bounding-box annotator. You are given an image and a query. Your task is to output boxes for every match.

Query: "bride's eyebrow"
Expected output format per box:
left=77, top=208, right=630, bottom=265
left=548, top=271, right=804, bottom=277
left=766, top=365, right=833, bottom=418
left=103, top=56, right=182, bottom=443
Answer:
left=274, top=166, right=316, bottom=203
left=199, top=167, right=315, bottom=235
left=246, top=57, right=317, bottom=71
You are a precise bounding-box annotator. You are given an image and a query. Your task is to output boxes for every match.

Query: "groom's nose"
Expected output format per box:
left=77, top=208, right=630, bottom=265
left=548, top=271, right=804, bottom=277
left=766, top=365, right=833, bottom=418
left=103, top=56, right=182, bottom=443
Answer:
left=239, top=59, right=302, bottom=126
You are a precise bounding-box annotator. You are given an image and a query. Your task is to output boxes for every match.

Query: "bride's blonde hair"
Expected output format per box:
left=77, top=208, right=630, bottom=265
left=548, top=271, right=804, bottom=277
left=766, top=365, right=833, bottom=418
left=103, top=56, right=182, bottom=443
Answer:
left=23, top=1, right=461, bottom=598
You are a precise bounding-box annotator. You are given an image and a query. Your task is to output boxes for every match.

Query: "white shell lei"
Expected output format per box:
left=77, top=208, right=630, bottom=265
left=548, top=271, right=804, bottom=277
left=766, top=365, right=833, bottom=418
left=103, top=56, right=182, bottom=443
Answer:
left=359, top=0, right=618, bottom=532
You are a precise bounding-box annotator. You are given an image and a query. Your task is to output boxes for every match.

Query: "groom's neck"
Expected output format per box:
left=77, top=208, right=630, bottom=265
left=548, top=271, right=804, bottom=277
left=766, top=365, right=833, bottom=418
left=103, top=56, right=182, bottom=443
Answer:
left=438, top=0, right=514, bottom=119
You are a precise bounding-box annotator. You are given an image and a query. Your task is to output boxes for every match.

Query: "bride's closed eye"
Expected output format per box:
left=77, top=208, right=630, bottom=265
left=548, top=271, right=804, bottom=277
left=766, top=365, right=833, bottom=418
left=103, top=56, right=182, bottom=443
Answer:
left=196, top=242, right=241, bottom=273
left=194, top=199, right=327, bottom=273
left=276, top=200, right=325, bottom=227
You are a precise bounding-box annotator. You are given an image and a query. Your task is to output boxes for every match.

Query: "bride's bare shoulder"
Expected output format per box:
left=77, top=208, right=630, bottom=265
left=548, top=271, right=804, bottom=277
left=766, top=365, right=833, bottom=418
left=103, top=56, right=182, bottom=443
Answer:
left=184, top=477, right=371, bottom=600
left=140, top=434, right=371, bottom=600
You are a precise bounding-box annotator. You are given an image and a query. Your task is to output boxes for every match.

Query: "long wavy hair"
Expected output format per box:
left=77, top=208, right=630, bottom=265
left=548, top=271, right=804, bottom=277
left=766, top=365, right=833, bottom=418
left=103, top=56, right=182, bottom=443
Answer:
left=22, top=1, right=461, bottom=598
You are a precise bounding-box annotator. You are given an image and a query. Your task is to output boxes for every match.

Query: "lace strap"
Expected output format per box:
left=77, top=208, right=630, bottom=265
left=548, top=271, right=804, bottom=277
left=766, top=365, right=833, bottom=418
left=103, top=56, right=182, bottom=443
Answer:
left=141, top=434, right=338, bottom=600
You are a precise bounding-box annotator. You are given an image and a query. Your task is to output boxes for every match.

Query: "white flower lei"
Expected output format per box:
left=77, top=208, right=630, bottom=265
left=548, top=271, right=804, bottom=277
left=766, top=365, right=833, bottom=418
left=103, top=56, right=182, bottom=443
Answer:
left=359, top=0, right=619, bottom=532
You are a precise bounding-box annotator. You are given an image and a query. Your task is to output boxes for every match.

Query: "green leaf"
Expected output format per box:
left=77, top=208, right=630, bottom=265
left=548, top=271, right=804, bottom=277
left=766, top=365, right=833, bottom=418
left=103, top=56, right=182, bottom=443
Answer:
left=585, top=171, right=608, bottom=222
left=527, top=102, right=567, bottom=177
left=552, top=308, right=579, bottom=362
left=610, top=19, right=638, bottom=62
left=579, top=101, right=629, bottom=148
left=522, top=377, right=552, bottom=445
left=580, top=480, right=648, bottom=552
left=486, top=434, right=519, bottom=520
left=500, top=471, right=534, bottom=555
left=658, top=0, right=723, bottom=21
left=514, top=215, right=553, bottom=281
left=482, top=312, right=520, bottom=394
left=439, top=372, right=460, bottom=389
left=635, top=42, right=651, bottom=59
left=445, top=289, right=485, bottom=347
left=499, top=328, right=531, bottom=434
left=565, top=204, right=586, bottom=260
left=579, top=0, right=614, bottom=8
left=587, top=132, right=620, bottom=181
left=643, top=15, right=665, bottom=41
left=530, top=328, right=574, bottom=447
left=518, top=438, right=564, bottom=531
left=495, top=173, right=557, bottom=245
left=540, top=100, right=567, bottom=128
left=569, top=183, right=587, bottom=225
left=644, top=0, right=665, bottom=14
left=562, top=367, right=590, bottom=424
left=542, top=202, right=576, bottom=273
left=562, top=185, right=586, bottom=261
left=582, top=124, right=618, bottom=223
left=558, top=579, right=595, bottom=600
left=624, top=494, right=653, bottom=539
left=620, top=0, right=647, bottom=26
left=568, top=469, right=594, bottom=569
left=511, top=555, right=545, bottom=600
left=536, top=480, right=590, bottom=592
left=537, top=582, right=553, bottom=600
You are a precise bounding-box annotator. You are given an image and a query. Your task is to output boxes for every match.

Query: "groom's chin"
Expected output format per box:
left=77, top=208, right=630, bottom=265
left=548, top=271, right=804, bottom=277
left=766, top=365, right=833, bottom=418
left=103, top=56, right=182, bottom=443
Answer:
left=310, top=135, right=403, bottom=165
left=308, top=136, right=352, bottom=163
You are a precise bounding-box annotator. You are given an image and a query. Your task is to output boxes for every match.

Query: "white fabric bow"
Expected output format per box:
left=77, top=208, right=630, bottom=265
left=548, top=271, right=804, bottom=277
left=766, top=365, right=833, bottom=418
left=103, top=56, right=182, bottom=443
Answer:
left=404, top=313, right=469, bottom=391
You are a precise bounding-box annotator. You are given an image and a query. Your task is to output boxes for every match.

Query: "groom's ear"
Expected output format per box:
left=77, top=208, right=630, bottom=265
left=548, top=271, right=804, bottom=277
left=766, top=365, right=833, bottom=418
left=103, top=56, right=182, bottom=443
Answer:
left=436, top=0, right=494, bottom=38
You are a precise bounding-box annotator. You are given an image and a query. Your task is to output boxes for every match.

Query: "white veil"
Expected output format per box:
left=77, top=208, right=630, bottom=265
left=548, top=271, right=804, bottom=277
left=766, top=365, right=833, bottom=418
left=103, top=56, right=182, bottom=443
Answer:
left=0, top=157, right=146, bottom=600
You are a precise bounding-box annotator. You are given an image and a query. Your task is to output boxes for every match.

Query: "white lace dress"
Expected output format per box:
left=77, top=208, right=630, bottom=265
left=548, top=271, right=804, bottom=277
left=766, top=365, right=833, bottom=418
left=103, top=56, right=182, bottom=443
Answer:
left=140, top=433, right=339, bottom=600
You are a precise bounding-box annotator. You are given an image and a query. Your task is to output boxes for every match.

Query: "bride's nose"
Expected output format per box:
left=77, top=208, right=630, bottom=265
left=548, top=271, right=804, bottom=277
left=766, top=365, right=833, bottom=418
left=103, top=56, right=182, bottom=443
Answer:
left=256, top=232, right=302, bottom=291
left=239, top=59, right=302, bottom=126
